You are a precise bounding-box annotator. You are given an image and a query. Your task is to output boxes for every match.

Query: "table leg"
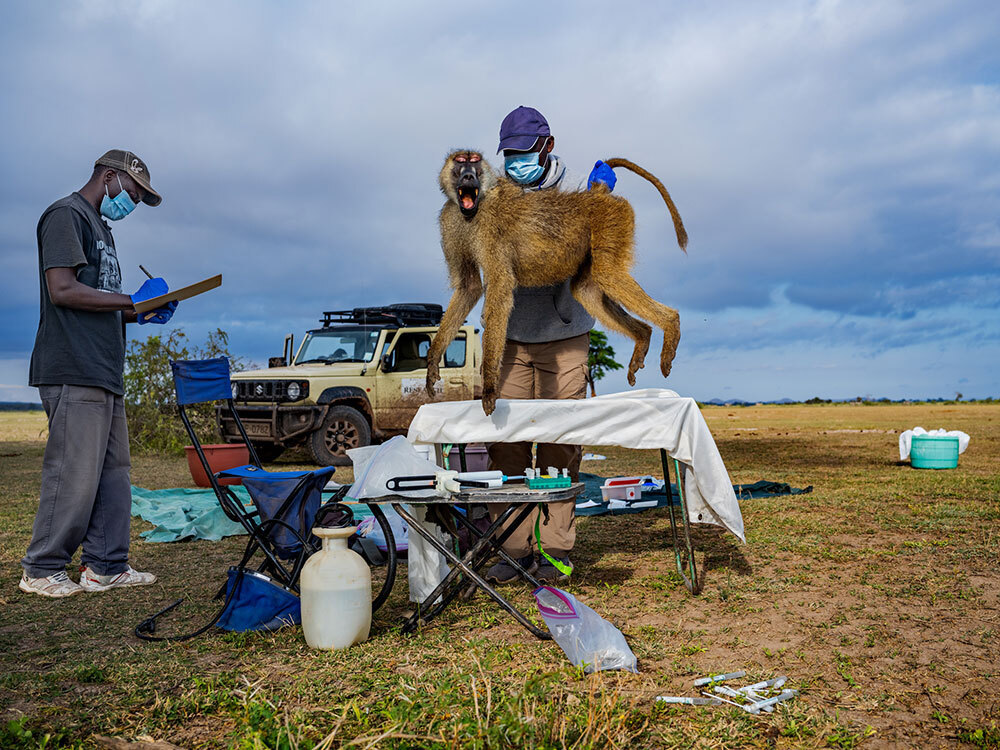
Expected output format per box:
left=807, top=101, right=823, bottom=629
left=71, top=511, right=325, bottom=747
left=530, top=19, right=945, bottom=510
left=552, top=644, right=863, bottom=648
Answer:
left=450, top=506, right=544, bottom=589
left=397, top=501, right=535, bottom=623
left=393, top=502, right=551, bottom=639
left=413, top=503, right=545, bottom=621
left=661, top=449, right=700, bottom=594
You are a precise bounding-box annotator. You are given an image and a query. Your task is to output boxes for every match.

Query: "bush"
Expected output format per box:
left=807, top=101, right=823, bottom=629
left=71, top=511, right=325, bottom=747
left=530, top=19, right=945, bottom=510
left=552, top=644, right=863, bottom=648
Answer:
left=123, top=328, right=254, bottom=455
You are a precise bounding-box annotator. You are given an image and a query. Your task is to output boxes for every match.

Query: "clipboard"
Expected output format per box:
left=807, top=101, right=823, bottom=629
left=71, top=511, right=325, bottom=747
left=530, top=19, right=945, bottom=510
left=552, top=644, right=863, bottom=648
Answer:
left=134, top=274, right=223, bottom=313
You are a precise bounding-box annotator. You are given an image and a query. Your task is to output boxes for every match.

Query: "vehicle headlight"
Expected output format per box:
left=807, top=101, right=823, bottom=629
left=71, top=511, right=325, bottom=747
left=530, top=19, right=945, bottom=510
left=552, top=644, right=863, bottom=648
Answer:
left=231, top=383, right=239, bottom=399
left=286, top=382, right=301, bottom=400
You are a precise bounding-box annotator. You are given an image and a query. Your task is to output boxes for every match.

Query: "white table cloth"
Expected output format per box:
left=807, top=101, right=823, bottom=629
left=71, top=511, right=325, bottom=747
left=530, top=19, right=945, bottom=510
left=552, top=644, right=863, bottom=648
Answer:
left=407, top=388, right=745, bottom=542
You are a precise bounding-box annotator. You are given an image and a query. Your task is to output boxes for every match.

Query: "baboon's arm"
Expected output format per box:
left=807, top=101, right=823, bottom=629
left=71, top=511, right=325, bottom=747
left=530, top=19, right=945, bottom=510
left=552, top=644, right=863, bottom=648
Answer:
left=478, top=264, right=517, bottom=415
left=425, top=266, right=483, bottom=396
left=603, top=158, right=688, bottom=252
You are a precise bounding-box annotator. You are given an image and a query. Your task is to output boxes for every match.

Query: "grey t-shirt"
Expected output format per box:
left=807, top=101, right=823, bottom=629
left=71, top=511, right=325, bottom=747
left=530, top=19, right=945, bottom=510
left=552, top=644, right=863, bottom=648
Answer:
left=28, top=192, right=126, bottom=394
left=503, top=155, right=596, bottom=343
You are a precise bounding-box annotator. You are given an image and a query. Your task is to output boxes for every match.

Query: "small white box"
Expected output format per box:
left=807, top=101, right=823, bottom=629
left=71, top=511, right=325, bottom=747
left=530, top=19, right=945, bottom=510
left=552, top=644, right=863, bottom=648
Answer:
left=600, top=476, right=651, bottom=502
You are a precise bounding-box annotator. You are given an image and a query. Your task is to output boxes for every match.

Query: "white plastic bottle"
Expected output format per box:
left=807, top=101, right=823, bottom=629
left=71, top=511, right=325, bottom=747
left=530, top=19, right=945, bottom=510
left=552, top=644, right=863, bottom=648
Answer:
left=299, top=527, right=372, bottom=649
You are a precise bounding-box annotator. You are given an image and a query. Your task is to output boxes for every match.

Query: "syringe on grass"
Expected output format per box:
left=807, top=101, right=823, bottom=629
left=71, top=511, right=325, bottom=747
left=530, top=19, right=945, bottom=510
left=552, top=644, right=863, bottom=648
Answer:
left=656, top=696, right=722, bottom=705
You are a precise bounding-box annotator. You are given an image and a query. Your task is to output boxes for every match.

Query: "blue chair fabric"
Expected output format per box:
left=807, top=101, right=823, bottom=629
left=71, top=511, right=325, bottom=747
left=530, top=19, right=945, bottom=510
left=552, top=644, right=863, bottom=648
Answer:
left=239, top=468, right=335, bottom=558
left=171, top=357, right=233, bottom=406
left=215, top=567, right=301, bottom=632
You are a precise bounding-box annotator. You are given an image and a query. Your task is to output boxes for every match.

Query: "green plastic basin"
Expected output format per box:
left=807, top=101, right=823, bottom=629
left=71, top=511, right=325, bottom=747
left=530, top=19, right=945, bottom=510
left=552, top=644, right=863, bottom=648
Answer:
left=910, top=435, right=959, bottom=470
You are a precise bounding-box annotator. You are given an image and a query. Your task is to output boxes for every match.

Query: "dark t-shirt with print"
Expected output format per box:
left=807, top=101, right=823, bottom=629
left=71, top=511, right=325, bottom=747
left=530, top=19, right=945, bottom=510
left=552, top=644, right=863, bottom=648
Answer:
left=29, top=192, right=126, bottom=395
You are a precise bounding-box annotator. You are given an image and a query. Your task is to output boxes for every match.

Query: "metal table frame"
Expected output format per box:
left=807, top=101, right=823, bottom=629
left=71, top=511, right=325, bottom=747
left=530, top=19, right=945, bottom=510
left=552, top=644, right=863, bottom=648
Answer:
left=445, top=443, right=700, bottom=595
left=369, top=484, right=583, bottom=640
left=661, top=449, right=700, bottom=594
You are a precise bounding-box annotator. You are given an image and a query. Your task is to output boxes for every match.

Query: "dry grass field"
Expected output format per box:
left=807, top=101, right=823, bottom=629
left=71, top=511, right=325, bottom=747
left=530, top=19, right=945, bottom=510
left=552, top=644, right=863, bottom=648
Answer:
left=0, top=403, right=997, bottom=749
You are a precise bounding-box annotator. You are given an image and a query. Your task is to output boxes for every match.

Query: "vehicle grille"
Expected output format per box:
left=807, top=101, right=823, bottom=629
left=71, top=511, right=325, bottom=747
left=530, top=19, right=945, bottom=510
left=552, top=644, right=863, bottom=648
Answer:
left=232, top=380, right=308, bottom=402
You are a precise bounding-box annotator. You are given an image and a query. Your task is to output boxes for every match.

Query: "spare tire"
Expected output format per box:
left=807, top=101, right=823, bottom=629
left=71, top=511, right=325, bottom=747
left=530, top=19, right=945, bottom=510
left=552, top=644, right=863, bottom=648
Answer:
left=309, top=405, right=371, bottom=466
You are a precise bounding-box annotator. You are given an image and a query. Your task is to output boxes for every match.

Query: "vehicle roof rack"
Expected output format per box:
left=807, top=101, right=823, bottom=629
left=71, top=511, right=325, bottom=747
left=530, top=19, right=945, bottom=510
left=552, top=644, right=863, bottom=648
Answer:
left=320, top=303, right=444, bottom=328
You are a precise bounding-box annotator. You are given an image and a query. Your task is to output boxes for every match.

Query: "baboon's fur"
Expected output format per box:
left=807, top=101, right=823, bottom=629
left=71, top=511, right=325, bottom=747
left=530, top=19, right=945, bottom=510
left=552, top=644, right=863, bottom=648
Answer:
left=426, top=150, right=688, bottom=415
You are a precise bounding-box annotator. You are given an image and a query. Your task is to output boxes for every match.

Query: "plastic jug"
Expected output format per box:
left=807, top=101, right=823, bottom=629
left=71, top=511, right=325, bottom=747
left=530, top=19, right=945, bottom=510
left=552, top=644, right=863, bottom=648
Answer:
left=300, top=526, right=372, bottom=649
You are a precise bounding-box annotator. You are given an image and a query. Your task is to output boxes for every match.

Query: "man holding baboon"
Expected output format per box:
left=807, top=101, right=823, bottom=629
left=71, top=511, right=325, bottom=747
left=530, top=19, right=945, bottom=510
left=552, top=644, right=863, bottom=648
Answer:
left=485, top=106, right=616, bottom=584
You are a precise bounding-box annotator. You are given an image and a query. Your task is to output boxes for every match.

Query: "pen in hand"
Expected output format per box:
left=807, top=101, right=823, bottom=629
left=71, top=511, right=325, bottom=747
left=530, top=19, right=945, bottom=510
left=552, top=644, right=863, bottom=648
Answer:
left=138, top=265, right=158, bottom=321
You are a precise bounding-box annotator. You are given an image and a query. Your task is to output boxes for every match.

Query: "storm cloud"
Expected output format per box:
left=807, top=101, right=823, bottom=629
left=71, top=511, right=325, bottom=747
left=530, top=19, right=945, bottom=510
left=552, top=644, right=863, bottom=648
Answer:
left=1, top=0, right=997, bottom=402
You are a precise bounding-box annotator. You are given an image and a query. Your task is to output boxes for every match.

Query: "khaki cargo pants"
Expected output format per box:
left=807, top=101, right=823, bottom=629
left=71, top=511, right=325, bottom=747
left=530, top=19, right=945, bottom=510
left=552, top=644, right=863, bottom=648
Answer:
left=487, top=332, right=589, bottom=558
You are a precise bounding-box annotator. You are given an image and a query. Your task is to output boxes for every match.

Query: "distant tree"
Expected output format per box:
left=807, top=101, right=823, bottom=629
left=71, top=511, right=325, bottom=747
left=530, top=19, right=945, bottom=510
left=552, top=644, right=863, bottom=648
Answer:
left=956, top=392, right=963, bottom=401
left=124, top=328, right=253, bottom=454
left=586, top=330, right=623, bottom=397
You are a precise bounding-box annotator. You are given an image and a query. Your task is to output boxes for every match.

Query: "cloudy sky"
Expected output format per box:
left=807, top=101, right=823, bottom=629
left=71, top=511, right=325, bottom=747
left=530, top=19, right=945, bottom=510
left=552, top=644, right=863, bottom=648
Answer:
left=1, top=1, right=998, bottom=402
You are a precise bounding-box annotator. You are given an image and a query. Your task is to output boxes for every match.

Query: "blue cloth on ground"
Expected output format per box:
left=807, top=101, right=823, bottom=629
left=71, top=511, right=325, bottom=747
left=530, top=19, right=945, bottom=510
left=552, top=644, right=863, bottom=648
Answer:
left=131, top=485, right=251, bottom=541
left=574, top=472, right=812, bottom=516
left=131, top=485, right=373, bottom=543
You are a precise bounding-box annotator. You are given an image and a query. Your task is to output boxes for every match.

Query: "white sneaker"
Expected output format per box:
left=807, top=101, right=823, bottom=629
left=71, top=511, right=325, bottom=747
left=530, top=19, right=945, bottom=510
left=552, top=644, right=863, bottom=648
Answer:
left=19, top=571, right=84, bottom=598
left=79, top=565, right=157, bottom=592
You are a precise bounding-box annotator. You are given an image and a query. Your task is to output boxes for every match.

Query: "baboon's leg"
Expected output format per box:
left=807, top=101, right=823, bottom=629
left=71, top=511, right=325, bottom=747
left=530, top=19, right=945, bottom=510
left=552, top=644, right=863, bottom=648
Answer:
left=595, top=269, right=681, bottom=378
left=589, top=248, right=681, bottom=378
left=570, top=273, right=652, bottom=386
left=425, top=269, right=483, bottom=395
left=479, top=264, right=517, bottom=415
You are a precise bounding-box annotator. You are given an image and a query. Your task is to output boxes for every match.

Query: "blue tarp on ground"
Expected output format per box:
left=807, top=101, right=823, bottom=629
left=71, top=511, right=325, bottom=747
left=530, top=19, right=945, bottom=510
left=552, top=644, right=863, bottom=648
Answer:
left=132, top=476, right=810, bottom=542
left=574, top=472, right=812, bottom=516
left=130, top=486, right=374, bottom=543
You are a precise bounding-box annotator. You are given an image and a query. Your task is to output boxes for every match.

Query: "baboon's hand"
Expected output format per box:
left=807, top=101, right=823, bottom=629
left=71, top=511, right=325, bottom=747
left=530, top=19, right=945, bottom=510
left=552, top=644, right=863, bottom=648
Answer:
left=481, top=389, right=497, bottom=416
left=425, top=364, right=440, bottom=396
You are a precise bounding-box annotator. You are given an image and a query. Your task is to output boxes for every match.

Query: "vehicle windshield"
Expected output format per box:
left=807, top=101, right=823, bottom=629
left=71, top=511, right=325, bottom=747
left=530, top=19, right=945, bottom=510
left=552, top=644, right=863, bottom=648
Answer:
left=295, top=329, right=381, bottom=364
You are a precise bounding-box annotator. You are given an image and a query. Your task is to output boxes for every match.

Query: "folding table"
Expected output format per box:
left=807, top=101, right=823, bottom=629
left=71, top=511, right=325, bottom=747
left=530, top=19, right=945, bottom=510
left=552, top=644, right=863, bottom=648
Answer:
left=406, top=389, right=747, bottom=595
left=368, top=483, right=583, bottom=639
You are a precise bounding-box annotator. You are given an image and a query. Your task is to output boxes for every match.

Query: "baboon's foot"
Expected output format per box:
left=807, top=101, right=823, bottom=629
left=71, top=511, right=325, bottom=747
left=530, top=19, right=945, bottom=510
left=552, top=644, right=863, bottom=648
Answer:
left=425, top=365, right=440, bottom=396
left=660, top=338, right=678, bottom=378
left=481, top=389, right=497, bottom=416
left=626, top=339, right=650, bottom=386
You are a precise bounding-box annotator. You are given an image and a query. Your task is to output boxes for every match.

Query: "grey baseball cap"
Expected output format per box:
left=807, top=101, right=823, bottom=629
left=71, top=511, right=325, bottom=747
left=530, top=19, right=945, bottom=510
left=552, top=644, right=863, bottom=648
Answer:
left=94, top=149, right=162, bottom=206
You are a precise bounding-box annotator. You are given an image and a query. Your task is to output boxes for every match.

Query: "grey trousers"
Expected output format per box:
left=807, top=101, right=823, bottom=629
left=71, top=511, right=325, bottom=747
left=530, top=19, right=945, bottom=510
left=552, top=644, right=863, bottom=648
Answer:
left=22, top=385, right=132, bottom=578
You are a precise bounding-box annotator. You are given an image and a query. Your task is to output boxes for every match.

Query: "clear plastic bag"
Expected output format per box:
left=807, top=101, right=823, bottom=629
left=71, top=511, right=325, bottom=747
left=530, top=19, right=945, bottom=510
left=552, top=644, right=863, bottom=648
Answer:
left=347, top=436, right=441, bottom=499
left=534, top=586, right=638, bottom=674
left=346, top=436, right=449, bottom=602
left=355, top=506, right=409, bottom=552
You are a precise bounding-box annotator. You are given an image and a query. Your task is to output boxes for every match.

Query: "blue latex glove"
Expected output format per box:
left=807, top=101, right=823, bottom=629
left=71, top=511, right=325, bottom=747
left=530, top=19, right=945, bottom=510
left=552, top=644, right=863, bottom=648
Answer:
left=131, top=277, right=175, bottom=325
left=138, top=300, right=178, bottom=325
left=588, top=160, right=617, bottom=191
left=131, top=277, right=168, bottom=305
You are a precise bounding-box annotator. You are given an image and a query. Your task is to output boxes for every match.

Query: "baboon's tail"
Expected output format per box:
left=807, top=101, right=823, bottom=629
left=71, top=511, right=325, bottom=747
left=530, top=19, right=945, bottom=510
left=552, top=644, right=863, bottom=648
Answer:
left=604, top=158, right=688, bottom=252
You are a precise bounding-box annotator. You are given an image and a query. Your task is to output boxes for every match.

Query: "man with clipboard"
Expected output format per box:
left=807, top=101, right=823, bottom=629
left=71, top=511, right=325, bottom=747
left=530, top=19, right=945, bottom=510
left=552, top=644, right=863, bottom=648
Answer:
left=20, top=150, right=178, bottom=598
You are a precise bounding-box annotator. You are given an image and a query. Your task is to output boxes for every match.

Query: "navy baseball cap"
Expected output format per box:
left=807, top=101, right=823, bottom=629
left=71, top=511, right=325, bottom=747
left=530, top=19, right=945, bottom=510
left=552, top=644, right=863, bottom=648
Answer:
left=497, top=106, right=550, bottom=153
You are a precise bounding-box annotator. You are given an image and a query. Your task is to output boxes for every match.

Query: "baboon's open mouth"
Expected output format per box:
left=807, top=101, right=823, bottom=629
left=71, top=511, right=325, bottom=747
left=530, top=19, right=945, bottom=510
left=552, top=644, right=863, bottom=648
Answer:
left=458, top=186, right=479, bottom=215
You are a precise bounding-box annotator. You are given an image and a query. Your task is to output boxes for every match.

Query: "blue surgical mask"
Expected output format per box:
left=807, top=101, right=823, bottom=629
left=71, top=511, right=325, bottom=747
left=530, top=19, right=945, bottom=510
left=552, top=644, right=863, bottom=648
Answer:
left=100, top=175, right=136, bottom=221
left=504, top=152, right=546, bottom=185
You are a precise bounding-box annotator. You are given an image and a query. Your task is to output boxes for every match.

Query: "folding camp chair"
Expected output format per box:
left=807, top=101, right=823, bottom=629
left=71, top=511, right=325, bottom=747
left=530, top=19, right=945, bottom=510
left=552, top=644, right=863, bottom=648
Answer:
left=169, top=358, right=397, bottom=612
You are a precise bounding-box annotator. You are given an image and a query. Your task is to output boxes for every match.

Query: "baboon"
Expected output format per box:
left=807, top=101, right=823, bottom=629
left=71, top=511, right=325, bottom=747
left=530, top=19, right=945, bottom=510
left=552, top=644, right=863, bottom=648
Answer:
left=426, top=150, right=688, bottom=415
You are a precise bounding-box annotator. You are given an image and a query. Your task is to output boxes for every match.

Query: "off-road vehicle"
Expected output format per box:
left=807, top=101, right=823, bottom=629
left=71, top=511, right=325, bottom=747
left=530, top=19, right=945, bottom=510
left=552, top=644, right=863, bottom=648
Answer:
left=217, top=303, right=481, bottom=465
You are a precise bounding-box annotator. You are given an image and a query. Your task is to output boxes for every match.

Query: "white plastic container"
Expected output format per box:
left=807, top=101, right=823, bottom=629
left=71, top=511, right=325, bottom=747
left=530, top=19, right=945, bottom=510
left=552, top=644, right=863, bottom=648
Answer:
left=299, top=526, right=372, bottom=650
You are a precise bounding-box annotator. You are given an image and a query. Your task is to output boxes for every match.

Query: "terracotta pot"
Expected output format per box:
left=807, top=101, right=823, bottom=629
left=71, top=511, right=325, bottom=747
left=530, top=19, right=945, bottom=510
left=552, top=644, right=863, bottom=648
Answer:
left=184, top=444, right=250, bottom=487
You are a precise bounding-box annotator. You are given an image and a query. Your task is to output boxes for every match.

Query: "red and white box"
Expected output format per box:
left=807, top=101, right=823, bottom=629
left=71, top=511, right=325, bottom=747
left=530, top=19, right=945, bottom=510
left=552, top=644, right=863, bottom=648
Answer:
left=600, top=476, right=648, bottom=502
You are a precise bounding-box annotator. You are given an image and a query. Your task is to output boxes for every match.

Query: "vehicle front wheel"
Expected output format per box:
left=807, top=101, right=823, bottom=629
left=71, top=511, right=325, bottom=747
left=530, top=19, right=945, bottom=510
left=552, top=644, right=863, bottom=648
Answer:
left=309, top=405, right=371, bottom=466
